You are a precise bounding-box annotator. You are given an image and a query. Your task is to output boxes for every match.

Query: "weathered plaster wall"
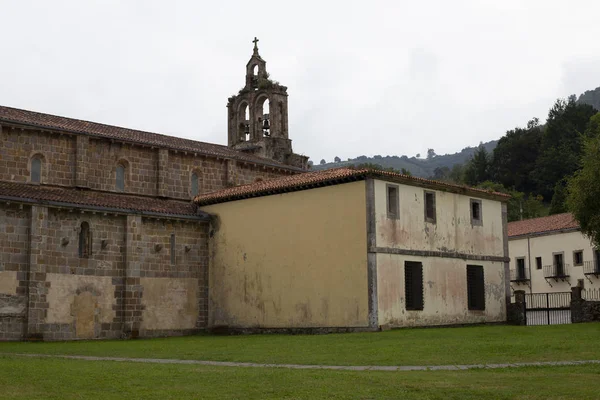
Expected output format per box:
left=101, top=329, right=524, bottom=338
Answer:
left=201, top=181, right=369, bottom=329
left=140, top=278, right=199, bottom=331
left=373, top=179, right=504, bottom=257
left=376, top=254, right=506, bottom=327
left=509, top=231, right=597, bottom=294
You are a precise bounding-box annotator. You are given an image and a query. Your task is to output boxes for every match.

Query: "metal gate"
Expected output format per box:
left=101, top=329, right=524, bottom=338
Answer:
left=524, top=292, right=571, bottom=326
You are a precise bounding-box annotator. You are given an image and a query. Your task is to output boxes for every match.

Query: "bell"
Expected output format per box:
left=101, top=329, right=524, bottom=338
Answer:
left=262, top=119, right=270, bottom=130
left=244, top=124, right=250, bottom=134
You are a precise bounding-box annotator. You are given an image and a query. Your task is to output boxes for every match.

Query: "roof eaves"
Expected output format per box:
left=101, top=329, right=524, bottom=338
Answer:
left=0, top=194, right=210, bottom=221
left=508, top=226, right=581, bottom=240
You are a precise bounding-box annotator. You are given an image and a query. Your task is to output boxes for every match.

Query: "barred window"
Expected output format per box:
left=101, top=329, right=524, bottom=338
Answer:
left=405, top=261, right=423, bottom=310
left=467, top=265, right=485, bottom=311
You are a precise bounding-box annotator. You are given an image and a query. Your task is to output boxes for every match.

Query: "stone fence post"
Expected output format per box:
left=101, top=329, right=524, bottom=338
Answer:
left=507, top=290, right=526, bottom=325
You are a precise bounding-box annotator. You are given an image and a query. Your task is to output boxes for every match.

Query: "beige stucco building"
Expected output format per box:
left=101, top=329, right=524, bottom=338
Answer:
left=197, top=167, right=510, bottom=330
left=508, top=213, right=600, bottom=294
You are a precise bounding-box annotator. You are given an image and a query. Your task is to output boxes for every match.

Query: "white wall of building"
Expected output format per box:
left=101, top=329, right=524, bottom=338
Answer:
left=509, top=230, right=600, bottom=294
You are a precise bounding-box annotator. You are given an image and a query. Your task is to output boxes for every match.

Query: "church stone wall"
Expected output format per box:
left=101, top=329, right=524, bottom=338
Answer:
left=0, top=203, right=209, bottom=341
left=0, top=204, right=30, bottom=340
left=87, top=139, right=159, bottom=196
left=0, top=125, right=296, bottom=200
left=0, top=127, right=75, bottom=186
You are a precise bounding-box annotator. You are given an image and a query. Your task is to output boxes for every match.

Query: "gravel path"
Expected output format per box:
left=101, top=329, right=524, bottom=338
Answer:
left=4, top=353, right=600, bottom=371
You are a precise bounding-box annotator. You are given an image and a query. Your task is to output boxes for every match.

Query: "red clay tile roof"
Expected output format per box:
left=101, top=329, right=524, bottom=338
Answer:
left=194, top=167, right=511, bottom=206
left=508, top=213, right=580, bottom=238
left=0, top=105, right=302, bottom=171
left=0, top=181, right=204, bottom=219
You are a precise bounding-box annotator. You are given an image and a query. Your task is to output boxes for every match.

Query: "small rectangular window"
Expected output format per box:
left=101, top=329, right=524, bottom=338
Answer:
left=405, top=261, right=424, bottom=310
left=536, top=257, right=542, bottom=270
left=470, top=199, right=482, bottom=226
left=424, top=191, right=436, bottom=223
left=573, top=250, right=583, bottom=266
left=386, top=184, right=399, bottom=219
left=467, top=265, right=485, bottom=311
left=170, top=234, right=176, bottom=265
left=516, top=258, right=526, bottom=280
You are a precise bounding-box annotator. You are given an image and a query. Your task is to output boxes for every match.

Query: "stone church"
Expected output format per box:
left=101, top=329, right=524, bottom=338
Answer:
left=0, top=42, right=308, bottom=340
left=0, top=41, right=510, bottom=341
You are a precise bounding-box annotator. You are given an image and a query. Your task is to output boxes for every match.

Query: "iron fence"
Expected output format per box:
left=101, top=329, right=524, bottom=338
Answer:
left=510, top=268, right=530, bottom=282
left=583, top=260, right=600, bottom=276
left=524, top=292, right=571, bottom=325
left=582, top=288, right=600, bottom=301
left=543, top=263, right=570, bottom=279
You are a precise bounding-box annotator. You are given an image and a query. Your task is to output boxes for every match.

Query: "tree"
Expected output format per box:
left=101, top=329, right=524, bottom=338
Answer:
left=334, top=156, right=341, bottom=163
left=448, top=164, right=465, bottom=184
left=533, top=98, right=597, bottom=200
left=567, top=117, right=600, bottom=246
left=477, top=181, right=546, bottom=222
left=431, top=166, right=450, bottom=181
left=464, top=145, right=490, bottom=186
left=427, top=148, right=436, bottom=160
left=490, top=118, right=542, bottom=193
left=319, top=159, right=326, bottom=165
left=549, top=179, right=568, bottom=215
left=400, top=168, right=412, bottom=176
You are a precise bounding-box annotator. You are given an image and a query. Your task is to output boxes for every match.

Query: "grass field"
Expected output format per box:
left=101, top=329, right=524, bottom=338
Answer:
left=1, top=323, right=599, bottom=366
left=1, top=356, right=599, bottom=400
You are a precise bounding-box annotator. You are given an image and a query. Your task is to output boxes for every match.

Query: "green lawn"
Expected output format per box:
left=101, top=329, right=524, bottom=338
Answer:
left=1, top=356, right=598, bottom=400
left=1, top=323, right=599, bottom=366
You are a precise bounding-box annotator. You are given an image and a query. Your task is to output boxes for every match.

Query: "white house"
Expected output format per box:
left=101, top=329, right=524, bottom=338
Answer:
left=508, top=213, right=600, bottom=294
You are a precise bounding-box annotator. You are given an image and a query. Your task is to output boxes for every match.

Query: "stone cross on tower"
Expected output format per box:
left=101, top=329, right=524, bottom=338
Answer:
left=252, top=37, right=259, bottom=55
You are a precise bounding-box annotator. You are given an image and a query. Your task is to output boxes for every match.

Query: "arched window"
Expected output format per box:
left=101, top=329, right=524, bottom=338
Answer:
left=79, top=222, right=91, bottom=258
left=31, top=156, right=42, bottom=184
left=116, top=164, right=125, bottom=192
left=191, top=172, right=199, bottom=197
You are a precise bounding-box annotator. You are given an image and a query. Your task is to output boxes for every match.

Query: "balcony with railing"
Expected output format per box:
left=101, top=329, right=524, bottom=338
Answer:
left=543, top=263, right=570, bottom=279
left=510, top=268, right=530, bottom=283
left=583, top=260, right=600, bottom=277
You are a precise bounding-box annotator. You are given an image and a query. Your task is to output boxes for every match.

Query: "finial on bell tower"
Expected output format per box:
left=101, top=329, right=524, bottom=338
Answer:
left=252, top=37, right=259, bottom=56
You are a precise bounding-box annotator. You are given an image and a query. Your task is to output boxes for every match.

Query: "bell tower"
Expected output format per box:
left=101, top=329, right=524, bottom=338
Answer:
left=227, top=38, right=308, bottom=170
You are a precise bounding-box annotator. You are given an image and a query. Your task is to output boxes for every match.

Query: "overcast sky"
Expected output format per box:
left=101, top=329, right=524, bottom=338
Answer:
left=1, top=0, right=599, bottom=163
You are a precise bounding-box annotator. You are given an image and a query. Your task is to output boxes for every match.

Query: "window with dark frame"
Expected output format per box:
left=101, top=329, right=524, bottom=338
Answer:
left=536, top=257, right=542, bottom=270
left=116, top=164, right=125, bottom=192
left=191, top=172, right=199, bottom=197
left=470, top=199, right=482, bottom=226
left=386, top=185, right=399, bottom=219
left=554, top=253, right=564, bottom=276
left=404, top=261, right=424, bottom=310
left=31, top=156, right=42, bottom=184
left=170, top=234, right=176, bottom=265
left=424, top=191, right=436, bottom=223
left=516, top=258, right=526, bottom=279
left=573, top=250, right=583, bottom=266
left=467, top=265, right=485, bottom=311
left=79, top=222, right=91, bottom=259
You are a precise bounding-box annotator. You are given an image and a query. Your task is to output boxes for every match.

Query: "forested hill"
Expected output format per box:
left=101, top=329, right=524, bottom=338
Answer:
left=577, top=86, right=600, bottom=111
left=312, top=140, right=498, bottom=178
